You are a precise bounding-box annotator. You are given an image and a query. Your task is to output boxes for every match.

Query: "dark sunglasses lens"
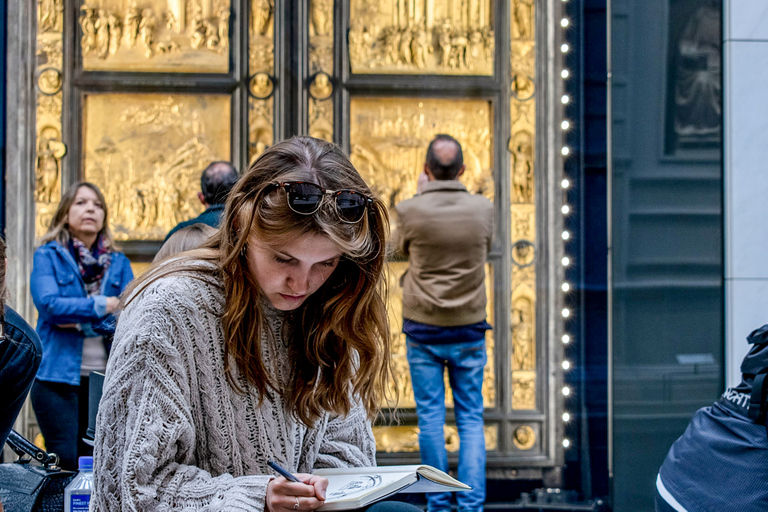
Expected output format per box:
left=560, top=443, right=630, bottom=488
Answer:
left=335, top=191, right=367, bottom=222
left=287, top=183, right=324, bottom=213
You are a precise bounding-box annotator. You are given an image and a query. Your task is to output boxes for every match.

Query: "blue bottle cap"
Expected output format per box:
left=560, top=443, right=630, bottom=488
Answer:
left=78, top=456, right=93, bottom=471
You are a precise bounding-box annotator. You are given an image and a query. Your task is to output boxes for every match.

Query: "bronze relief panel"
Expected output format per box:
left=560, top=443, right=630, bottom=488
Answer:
left=80, top=0, right=231, bottom=73
left=35, top=1, right=66, bottom=238
left=349, top=97, right=494, bottom=210
left=510, top=0, right=537, bottom=411
left=309, top=0, right=335, bottom=142
left=82, top=93, right=231, bottom=241
left=349, top=0, right=494, bottom=75
left=248, top=0, right=275, bottom=165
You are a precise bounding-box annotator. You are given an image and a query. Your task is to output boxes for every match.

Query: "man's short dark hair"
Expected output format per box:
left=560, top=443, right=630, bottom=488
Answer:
left=426, top=134, right=464, bottom=180
left=201, top=161, right=239, bottom=205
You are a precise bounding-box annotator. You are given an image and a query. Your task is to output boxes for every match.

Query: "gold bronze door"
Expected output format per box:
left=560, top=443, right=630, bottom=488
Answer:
left=26, top=0, right=566, bottom=481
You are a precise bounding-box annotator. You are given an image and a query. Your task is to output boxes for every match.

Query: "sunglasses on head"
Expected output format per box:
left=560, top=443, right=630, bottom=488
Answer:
left=266, top=181, right=373, bottom=223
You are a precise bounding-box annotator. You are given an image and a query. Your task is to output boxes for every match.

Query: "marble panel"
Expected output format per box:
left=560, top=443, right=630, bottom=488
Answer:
left=725, top=0, right=768, bottom=41
left=725, top=278, right=768, bottom=387
left=724, top=41, right=768, bottom=279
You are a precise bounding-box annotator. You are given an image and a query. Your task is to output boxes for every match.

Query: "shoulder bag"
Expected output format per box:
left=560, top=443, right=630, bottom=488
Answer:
left=0, top=429, right=75, bottom=512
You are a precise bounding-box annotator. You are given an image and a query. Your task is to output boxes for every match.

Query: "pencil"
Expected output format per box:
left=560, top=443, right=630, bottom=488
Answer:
left=268, top=460, right=301, bottom=483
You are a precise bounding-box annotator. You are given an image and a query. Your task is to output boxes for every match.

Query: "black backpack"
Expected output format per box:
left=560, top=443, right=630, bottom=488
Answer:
left=744, top=325, right=768, bottom=435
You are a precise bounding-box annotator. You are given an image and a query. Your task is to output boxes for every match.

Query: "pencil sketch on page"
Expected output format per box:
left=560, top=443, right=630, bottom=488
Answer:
left=327, top=475, right=383, bottom=500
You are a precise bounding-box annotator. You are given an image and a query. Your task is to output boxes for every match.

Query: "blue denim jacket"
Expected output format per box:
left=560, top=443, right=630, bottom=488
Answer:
left=30, top=241, right=134, bottom=386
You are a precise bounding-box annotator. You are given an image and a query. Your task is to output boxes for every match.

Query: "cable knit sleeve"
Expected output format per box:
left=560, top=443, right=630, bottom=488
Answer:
left=91, top=277, right=272, bottom=511
left=309, top=399, right=377, bottom=469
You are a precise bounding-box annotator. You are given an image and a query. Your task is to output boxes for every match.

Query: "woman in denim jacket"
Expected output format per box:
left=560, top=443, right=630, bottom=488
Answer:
left=29, top=182, right=133, bottom=470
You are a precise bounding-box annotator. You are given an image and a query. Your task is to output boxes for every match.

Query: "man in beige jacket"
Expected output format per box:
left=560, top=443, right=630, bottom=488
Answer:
left=394, top=134, right=494, bottom=512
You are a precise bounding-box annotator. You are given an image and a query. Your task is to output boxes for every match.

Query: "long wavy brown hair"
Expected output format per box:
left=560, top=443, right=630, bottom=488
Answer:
left=124, top=136, right=393, bottom=426
left=38, top=182, right=116, bottom=250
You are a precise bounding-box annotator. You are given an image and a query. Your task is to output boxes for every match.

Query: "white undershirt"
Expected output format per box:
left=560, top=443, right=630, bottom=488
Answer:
left=81, top=336, right=107, bottom=376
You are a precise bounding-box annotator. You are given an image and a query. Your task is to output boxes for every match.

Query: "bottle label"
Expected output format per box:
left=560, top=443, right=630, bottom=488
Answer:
left=70, top=494, right=91, bottom=511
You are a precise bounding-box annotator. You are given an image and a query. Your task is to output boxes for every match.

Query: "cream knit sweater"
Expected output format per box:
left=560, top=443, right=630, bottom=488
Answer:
left=91, top=270, right=376, bottom=511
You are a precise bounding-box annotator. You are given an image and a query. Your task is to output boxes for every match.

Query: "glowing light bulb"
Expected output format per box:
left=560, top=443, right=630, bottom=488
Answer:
left=562, top=147, right=570, bottom=156
left=562, top=334, right=571, bottom=344
left=562, top=386, right=571, bottom=396
left=563, top=412, right=571, bottom=422
left=562, top=308, right=570, bottom=318
left=562, top=231, right=570, bottom=240
left=561, top=43, right=569, bottom=53
left=562, top=205, right=570, bottom=214
left=561, top=95, right=570, bottom=104
left=562, top=282, right=570, bottom=292
left=561, top=120, right=570, bottom=130
left=563, top=439, right=571, bottom=448
left=561, top=18, right=569, bottom=27
left=561, top=179, right=570, bottom=188
left=562, top=360, right=571, bottom=370
left=561, top=69, right=570, bottom=79
left=562, top=256, right=570, bottom=266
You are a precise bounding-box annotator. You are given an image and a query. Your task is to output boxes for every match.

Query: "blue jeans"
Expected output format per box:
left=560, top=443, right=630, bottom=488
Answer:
left=406, top=336, right=486, bottom=512
left=30, top=377, right=92, bottom=470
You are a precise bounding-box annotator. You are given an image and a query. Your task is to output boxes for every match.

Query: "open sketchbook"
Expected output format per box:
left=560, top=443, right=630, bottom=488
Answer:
left=313, top=465, right=470, bottom=511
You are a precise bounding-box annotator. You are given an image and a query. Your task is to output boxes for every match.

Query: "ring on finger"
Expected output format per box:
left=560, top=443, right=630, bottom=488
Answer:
left=294, top=497, right=300, bottom=510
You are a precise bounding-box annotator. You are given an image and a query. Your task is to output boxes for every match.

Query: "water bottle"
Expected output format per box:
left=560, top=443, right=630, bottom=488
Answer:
left=64, top=456, right=94, bottom=512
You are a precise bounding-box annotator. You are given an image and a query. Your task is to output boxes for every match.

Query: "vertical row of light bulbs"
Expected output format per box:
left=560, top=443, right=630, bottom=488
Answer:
left=559, top=0, right=573, bottom=451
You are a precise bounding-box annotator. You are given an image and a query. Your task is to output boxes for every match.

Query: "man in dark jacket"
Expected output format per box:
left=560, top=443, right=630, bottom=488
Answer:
left=0, top=236, right=42, bottom=449
left=165, top=161, right=239, bottom=241
left=655, top=325, right=768, bottom=512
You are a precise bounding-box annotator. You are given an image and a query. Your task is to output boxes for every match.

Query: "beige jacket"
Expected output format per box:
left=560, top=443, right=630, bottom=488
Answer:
left=394, top=180, right=494, bottom=327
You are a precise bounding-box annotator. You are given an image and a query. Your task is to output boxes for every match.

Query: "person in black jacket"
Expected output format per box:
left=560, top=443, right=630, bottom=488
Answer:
left=0, top=236, right=43, bottom=449
left=655, top=325, right=768, bottom=512
left=164, top=161, right=239, bottom=241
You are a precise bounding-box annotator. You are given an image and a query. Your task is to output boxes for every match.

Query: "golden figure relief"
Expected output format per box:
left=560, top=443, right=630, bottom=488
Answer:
left=107, top=11, right=122, bottom=55
left=37, top=68, right=62, bottom=95
left=217, top=7, right=230, bottom=51
left=510, top=130, right=534, bottom=204
left=36, top=126, right=66, bottom=204
left=309, top=98, right=334, bottom=142
left=349, top=0, right=493, bottom=75
left=38, top=0, right=64, bottom=33
left=252, top=0, right=274, bottom=36
left=248, top=0, right=275, bottom=167
left=512, top=240, right=534, bottom=268
left=512, top=371, right=536, bottom=410
left=309, top=0, right=334, bottom=142
left=81, top=1, right=230, bottom=73
left=350, top=97, right=493, bottom=209
left=513, top=425, right=536, bottom=450
left=310, top=0, right=333, bottom=37
left=249, top=73, right=274, bottom=99
left=83, top=94, right=230, bottom=240
left=124, top=3, right=139, bottom=47
left=95, top=9, right=111, bottom=58
left=373, top=425, right=498, bottom=453
left=308, top=72, right=333, bottom=100
left=512, top=0, right=534, bottom=40
left=248, top=100, right=273, bottom=164
left=36, top=2, right=65, bottom=239
left=512, top=295, right=535, bottom=371
left=509, top=0, right=538, bottom=413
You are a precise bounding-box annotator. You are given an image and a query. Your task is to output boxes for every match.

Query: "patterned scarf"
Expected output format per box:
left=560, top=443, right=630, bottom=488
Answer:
left=70, top=236, right=112, bottom=296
